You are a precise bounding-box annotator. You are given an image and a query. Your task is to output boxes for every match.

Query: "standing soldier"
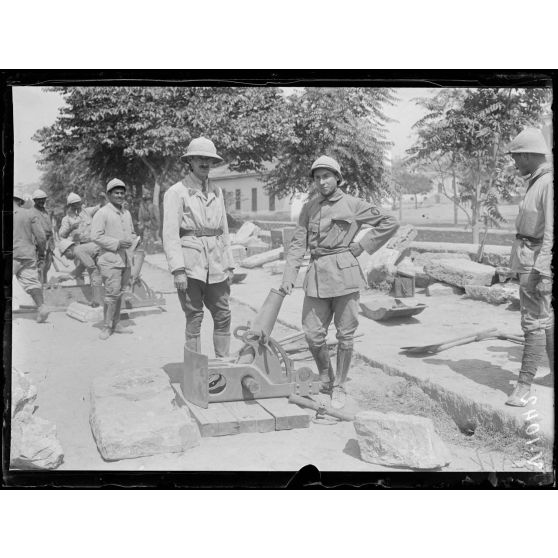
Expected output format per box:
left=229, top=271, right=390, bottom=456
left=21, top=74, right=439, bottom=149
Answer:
left=138, top=187, right=161, bottom=251
left=505, top=128, right=553, bottom=406
left=280, top=156, right=399, bottom=408
left=91, top=179, right=137, bottom=340
left=163, top=137, right=235, bottom=357
left=59, top=192, right=101, bottom=244
left=54, top=239, right=104, bottom=308
left=13, top=188, right=49, bottom=323
left=31, top=189, right=55, bottom=283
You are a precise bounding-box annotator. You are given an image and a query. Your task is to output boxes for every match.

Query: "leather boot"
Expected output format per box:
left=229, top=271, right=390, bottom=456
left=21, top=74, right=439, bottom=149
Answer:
left=29, top=288, right=49, bottom=323
left=545, top=327, right=554, bottom=375
left=186, top=335, right=201, bottom=353
left=213, top=332, right=231, bottom=358
left=506, top=331, right=546, bottom=406
left=92, top=285, right=104, bottom=308
left=100, top=301, right=116, bottom=340
left=308, top=344, right=334, bottom=393
left=331, top=347, right=353, bottom=409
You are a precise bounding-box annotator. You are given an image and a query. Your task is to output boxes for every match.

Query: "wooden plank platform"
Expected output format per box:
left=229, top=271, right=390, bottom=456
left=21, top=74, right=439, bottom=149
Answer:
left=257, top=397, right=311, bottom=431
left=223, top=401, right=275, bottom=434
left=185, top=401, right=240, bottom=437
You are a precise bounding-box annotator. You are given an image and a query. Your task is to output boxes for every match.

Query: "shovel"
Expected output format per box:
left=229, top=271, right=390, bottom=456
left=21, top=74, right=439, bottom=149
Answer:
left=401, top=327, right=499, bottom=354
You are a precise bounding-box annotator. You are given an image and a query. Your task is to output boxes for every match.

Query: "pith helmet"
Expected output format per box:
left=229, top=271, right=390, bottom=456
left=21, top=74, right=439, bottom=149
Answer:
left=67, top=192, right=82, bottom=205
left=310, top=155, right=343, bottom=181
left=58, top=238, right=75, bottom=256
left=181, top=137, right=223, bottom=162
left=32, top=189, right=47, bottom=200
left=506, top=128, right=549, bottom=155
left=106, top=178, right=126, bottom=193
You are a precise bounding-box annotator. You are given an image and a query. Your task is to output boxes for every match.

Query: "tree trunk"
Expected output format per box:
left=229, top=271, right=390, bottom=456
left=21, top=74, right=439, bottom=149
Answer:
left=452, top=168, right=458, bottom=225
left=399, top=191, right=403, bottom=222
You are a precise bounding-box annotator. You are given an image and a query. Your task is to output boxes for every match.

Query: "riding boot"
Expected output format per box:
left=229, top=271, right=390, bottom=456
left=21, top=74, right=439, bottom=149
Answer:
left=308, top=344, right=334, bottom=393
left=29, top=288, right=49, bottom=323
left=213, top=332, right=231, bottom=358
left=186, top=335, right=201, bottom=353
left=546, top=327, right=554, bottom=375
left=100, top=301, right=116, bottom=340
left=112, top=293, right=132, bottom=333
left=506, top=331, right=546, bottom=406
left=331, top=346, right=353, bottom=409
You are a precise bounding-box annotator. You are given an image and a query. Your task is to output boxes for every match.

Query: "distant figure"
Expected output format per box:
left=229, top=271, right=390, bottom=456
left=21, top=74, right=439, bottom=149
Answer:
left=59, top=192, right=101, bottom=244
left=30, top=189, right=55, bottom=283
left=280, top=156, right=399, bottom=409
left=138, top=187, right=161, bottom=250
left=91, top=179, right=137, bottom=340
left=13, top=188, right=49, bottom=322
left=505, top=128, right=554, bottom=406
left=163, top=137, right=235, bottom=357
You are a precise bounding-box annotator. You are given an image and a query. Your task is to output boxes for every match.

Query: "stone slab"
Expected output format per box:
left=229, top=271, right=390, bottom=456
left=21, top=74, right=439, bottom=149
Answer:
left=241, top=247, right=284, bottom=269
left=354, top=410, right=451, bottom=470
left=464, top=283, right=520, bottom=305
left=90, top=368, right=200, bottom=461
left=424, top=258, right=495, bottom=288
left=426, top=282, right=464, bottom=297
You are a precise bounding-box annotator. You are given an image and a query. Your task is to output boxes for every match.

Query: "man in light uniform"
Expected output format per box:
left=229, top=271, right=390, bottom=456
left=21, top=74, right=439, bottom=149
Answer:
left=13, top=188, right=49, bottom=322
left=163, top=137, right=235, bottom=357
left=505, top=128, right=553, bottom=406
left=91, top=179, right=137, bottom=340
left=59, top=192, right=101, bottom=244
left=55, top=238, right=104, bottom=308
left=280, top=156, right=399, bottom=408
left=30, top=189, right=55, bottom=283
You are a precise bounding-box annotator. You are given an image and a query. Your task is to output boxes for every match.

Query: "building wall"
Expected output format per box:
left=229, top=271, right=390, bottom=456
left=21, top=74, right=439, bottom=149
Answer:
left=212, top=173, right=291, bottom=216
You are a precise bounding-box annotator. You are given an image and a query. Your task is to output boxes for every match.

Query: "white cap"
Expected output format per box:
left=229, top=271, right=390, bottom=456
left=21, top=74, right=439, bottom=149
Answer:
left=506, top=128, right=549, bottom=155
left=67, top=192, right=82, bottom=205
left=106, top=178, right=126, bottom=193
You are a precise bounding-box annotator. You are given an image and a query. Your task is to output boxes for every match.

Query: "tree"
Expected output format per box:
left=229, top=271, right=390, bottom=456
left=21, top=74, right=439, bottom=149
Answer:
left=391, top=158, right=432, bottom=212
left=34, top=86, right=291, bottom=205
left=408, top=87, right=551, bottom=242
left=265, top=87, right=397, bottom=203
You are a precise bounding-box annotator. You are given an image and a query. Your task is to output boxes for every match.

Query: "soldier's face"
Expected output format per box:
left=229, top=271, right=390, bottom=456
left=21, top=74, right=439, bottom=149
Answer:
left=64, top=246, right=75, bottom=260
left=35, top=198, right=46, bottom=210
left=313, top=169, right=339, bottom=197
left=70, top=202, right=82, bottom=213
left=189, top=156, right=213, bottom=181
left=108, top=187, right=126, bottom=207
left=511, top=153, right=531, bottom=176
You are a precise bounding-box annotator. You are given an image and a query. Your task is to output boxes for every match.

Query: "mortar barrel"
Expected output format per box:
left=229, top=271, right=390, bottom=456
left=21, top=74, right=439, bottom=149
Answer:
left=241, top=376, right=261, bottom=394
left=250, top=288, right=285, bottom=338
left=131, top=248, right=146, bottom=282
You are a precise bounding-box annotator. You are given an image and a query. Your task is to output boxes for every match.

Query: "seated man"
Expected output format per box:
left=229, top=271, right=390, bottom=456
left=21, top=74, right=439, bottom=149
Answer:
left=55, top=239, right=103, bottom=308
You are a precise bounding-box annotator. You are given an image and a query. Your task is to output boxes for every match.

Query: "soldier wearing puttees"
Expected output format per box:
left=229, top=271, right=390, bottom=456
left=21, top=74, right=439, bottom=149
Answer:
left=56, top=239, right=104, bottom=308
left=91, top=179, right=137, bottom=340
left=281, top=156, right=399, bottom=408
left=13, top=189, right=49, bottom=323
left=163, top=137, right=235, bottom=358
left=30, top=189, right=55, bottom=284
left=505, top=128, right=554, bottom=407
left=59, top=192, right=101, bottom=244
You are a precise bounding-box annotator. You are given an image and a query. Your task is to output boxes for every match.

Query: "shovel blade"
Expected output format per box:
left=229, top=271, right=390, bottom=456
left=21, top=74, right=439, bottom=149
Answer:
left=181, top=346, right=209, bottom=408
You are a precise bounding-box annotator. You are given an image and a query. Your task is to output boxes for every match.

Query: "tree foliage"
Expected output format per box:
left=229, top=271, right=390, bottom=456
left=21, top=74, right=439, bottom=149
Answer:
left=407, top=87, right=551, bottom=240
left=265, top=87, right=398, bottom=203
left=34, top=86, right=290, bottom=203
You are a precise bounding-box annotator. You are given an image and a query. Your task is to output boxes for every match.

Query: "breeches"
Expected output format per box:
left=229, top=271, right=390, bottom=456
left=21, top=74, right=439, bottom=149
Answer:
left=100, top=265, right=131, bottom=303
left=177, top=278, right=231, bottom=337
left=302, top=292, right=360, bottom=350
left=519, top=271, right=553, bottom=333
left=13, top=258, right=41, bottom=292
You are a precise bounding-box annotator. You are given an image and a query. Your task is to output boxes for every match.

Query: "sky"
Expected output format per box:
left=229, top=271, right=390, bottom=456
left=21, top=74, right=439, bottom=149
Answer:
left=12, top=86, right=434, bottom=186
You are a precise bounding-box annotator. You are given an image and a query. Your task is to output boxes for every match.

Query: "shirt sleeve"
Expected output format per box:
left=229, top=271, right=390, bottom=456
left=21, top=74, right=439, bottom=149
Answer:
left=30, top=213, right=47, bottom=252
left=162, top=187, right=185, bottom=273
left=91, top=210, right=120, bottom=252
left=281, top=202, right=309, bottom=286
left=355, top=200, right=400, bottom=254
left=59, top=216, right=72, bottom=239
left=219, top=190, right=235, bottom=270
left=533, top=177, right=553, bottom=278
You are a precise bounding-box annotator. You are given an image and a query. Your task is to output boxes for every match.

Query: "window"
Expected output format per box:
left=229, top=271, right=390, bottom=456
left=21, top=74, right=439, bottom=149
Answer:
left=269, top=193, right=276, bottom=211
left=251, top=188, right=257, bottom=212
left=235, top=189, right=241, bottom=210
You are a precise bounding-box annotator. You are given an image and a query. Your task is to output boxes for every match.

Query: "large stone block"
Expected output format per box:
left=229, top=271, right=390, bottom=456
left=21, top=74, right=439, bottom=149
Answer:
left=464, top=283, right=520, bottom=305
left=241, top=247, right=284, bottom=268
left=412, top=251, right=470, bottom=268
left=385, top=223, right=417, bottom=255
left=424, top=258, right=495, bottom=288
left=90, top=367, right=200, bottom=461
left=426, top=282, right=463, bottom=297
left=354, top=410, right=451, bottom=469
left=364, top=248, right=399, bottom=289
left=11, top=414, right=64, bottom=470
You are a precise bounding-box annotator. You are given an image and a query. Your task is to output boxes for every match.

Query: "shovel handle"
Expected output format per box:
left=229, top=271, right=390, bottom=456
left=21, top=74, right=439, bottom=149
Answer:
left=434, top=327, right=499, bottom=352
left=288, top=394, right=355, bottom=422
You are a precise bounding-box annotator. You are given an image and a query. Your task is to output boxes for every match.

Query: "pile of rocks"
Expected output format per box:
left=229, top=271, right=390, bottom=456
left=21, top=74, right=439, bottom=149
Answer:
left=11, top=368, right=64, bottom=469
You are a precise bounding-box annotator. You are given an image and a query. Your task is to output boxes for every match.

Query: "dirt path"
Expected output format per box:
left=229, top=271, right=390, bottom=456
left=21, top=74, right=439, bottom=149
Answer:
left=11, top=263, right=547, bottom=473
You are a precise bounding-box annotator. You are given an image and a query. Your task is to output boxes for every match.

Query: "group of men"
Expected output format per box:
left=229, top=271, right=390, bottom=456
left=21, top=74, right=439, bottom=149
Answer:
left=12, top=128, right=553, bottom=409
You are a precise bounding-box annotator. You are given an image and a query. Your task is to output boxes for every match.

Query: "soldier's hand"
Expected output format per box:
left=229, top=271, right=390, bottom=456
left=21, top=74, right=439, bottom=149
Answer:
left=54, top=274, right=73, bottom=283
left=70, top=222, right=80, bottom=231
left=173, top=271, right=188, bottom=292
left=227, top=269, right=235, bottom=286
left=349, top=242, right=364, bottom=258
left=536, top=277, right=552, bottom=296
left=280, top=281, right=293, bottom=295
left=118, top=239, right=133, bottom=249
